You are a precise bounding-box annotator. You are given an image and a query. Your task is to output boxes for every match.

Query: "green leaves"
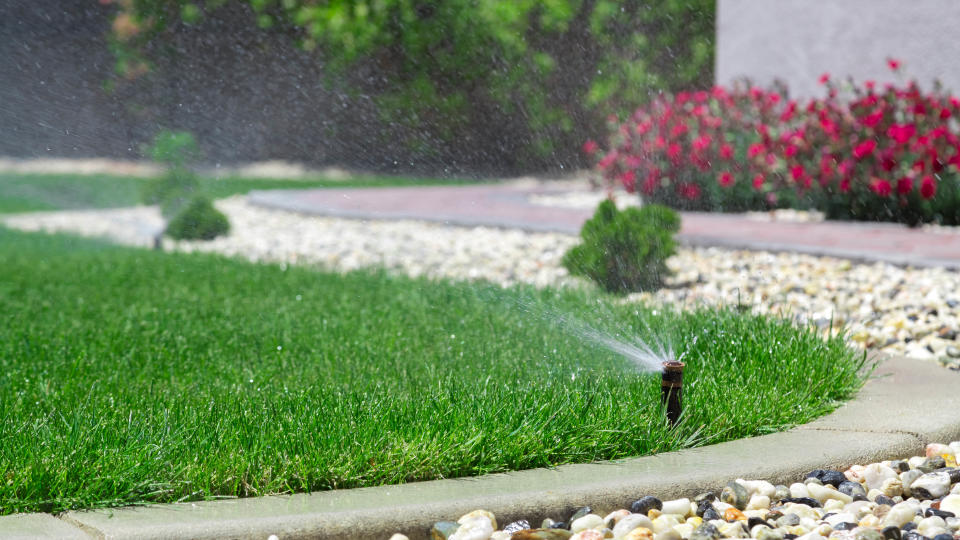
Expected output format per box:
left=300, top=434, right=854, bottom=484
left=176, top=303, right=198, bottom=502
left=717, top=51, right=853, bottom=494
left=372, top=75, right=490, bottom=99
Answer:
left=563, top=200, right=680, bottom=294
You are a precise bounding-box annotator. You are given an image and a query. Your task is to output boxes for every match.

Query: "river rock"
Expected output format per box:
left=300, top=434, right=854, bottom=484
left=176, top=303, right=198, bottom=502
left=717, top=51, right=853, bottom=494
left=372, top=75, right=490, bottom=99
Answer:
left=722, top=481, right=750, bottom=510
left=568, top=507, right=593, bottom=524
left=661, top=498, right=692, bottom=517
left=511, top=529, right=573, bottom=540
left=690, top=522, right=721, bottom=540
left=569, top=531, right=604, bottom=540
left=613, top=515, right=654, bottom=538
left=459, top=510, right=498, bottom=531
left=504, top=521, right=531, bottom=534
left=632, top=497, right=663, bottom=516
left=449, top=516, right=494, bottom=540
left=432, top=521, right=461, bottom=539
left=939, top=494, right=960, bottom=515
left=853, top=527, right=885, bottom=540
left=570, top=514, right=604, bottom=534
left=911, top=472, right=951, bottom=499
left=839, top=481, right=868, bottom=500
left=806, top=470, right=846, bottom=488
left=862, top=464, right=899, bottom=491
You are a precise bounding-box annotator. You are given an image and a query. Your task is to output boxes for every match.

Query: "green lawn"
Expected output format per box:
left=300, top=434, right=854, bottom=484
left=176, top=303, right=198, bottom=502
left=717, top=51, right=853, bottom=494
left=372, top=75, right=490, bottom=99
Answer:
left=0, top=227, right=868, bottom=514
left=0, top=171, right=464, bottom=214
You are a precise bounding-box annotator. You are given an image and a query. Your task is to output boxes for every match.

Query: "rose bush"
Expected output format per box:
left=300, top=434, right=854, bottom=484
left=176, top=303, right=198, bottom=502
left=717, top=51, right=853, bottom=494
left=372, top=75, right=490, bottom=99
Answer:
left=589, top=60, right=960, bottom=225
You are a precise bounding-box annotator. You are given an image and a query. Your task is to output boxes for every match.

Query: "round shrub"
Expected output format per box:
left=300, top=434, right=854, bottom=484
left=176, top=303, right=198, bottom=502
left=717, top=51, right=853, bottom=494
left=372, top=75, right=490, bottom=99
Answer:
left=164, top=196, right=230, bottom=241
left=563, top=200, right=680, bottom=294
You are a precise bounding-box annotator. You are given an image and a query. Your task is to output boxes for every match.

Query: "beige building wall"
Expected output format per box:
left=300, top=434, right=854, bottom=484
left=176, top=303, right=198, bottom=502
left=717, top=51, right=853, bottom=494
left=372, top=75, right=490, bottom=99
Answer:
left=716, top=0, right=960, bottom=98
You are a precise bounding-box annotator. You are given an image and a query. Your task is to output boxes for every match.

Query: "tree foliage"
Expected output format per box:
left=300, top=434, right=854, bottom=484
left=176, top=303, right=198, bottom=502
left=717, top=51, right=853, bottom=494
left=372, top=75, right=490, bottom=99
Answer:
left=110, top=0, right=714, bottom=171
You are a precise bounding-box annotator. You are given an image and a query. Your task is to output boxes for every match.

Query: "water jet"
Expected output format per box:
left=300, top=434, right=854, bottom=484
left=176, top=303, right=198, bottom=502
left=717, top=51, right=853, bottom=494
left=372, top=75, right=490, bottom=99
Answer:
left=660, top=360, right=685, bottom=426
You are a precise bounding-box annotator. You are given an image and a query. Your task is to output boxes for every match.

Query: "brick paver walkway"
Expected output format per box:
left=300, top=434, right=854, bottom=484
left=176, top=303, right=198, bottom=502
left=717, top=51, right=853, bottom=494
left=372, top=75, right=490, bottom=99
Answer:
left=248, top=183, right=960, bottom=268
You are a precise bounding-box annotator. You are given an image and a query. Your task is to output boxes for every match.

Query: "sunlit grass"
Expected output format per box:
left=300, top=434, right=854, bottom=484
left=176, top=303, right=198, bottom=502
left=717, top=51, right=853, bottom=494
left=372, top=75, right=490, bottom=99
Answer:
left=0, top=171, right=466, bottom=214
left=0, top=227, right=868, bottom=514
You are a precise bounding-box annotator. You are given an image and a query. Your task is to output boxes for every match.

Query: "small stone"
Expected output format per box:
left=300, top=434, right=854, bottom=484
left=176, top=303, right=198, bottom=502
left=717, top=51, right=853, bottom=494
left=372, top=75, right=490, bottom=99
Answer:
left=925, top=508, right=956, bottom=519
left=570, top=514, right=604, bottom=534
left=631, top=497, right=663, bottom=516
left=839, top=481, right=868, bottom=500
left=807, top=470, right=847, bottom=488
left=603, top=510, right=629, bottom=527
left=449, top=516, right=494, bottom=540
left=853, top=527, right=885, bottom=540
left=780, top=497, right=822, bottom=508
left=389, top=535, right=409, bottom=540
left=756, top=527, right=785, bottom=540
left=917, top=457, right=947, bottom=473
left=833, top=522, right=858, bottom=531
left=722, top=481, right=750, bottom=510
left=504, top=520, right=531, bottom=534
left=612, top=515, right=654, bottom=538
left=459, top=510, right=497, bottom=531
left=569, top=531, right=604, bottom=540
left=776, top=514, right=801, bottom=528
left=911, top=472, right=951, bottom=499
left=774, top=485, right=791, bottom=501
left=881, top=526, right=901, bottom=540
left=623, top=527, right=654, bottom=540
left=510, top=529, right=574, bottom=540
left=695, top=492, right=717, bottom=504
left=431, top=521, right=460, bottom=540
left=702, top=507, right=722, bottom=521
left=724, top=508, right=747, bottom=522
left=939, top=494, right=960, bottom=515
left=931, top=535, right=953, bottom=540
left=690, top=522, right=721, bottom=540
left=747, top=517, right=771, bottom=530
left=661, top=498, right=692, bottom=517
left=568, top=507, right=593, bottom=525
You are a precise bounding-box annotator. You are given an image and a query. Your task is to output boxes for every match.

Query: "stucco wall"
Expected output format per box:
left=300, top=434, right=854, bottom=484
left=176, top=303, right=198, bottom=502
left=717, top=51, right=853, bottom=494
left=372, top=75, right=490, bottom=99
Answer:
left=716, top=0, right=960, bottom=98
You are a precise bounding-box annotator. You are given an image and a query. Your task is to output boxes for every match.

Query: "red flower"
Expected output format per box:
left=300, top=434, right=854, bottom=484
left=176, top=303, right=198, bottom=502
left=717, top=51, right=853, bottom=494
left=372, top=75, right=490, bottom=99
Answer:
left=670, top=123, right=688, bottom=138
left=718, top=171, right=735, bottom=187
left=752, top=174, right=765, bottom=190
left=641, top=169, right=661, bottom=195
left=692, top=134, right=712, bottom=152
left=896, top=177, right=913, bottom=195
left=940, top=107, right=952, bottom=120
left=719, top=143, right=734, bottom=160
left=818, top=72, right=830, bottom=85
left=852, top=139, right=877, bottom=160
left=597, top=151, right=617, bottom=170
left=582, top=140, right=599, bottom=155
left=862, top=109, right=884, bottom=128
left=921, top=175, right=937, bottom=199
left=619, top=170, right=637, bottom=193
left=678, top=182, right=701, bottom=200
left=887, top=58, right=901, bottom=71
left=870, top=178, right=892, bottom=197
left=785, top=144, right=798, bottom=158
left=865, top=80, right=876, bottom=91
left=839, top=178, right=851, bottom=193
left=790, top=165, right=806, bottom=181
left=747, top=143, right=765, bottom=158
left=887, top=124, right=916, bottom=145
left=667, top=143, right=683, bottom=163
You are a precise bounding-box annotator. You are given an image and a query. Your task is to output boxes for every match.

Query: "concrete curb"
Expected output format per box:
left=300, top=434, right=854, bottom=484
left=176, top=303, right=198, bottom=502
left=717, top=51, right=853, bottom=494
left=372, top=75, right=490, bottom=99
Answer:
left=5, top=354, right=957, bottom=540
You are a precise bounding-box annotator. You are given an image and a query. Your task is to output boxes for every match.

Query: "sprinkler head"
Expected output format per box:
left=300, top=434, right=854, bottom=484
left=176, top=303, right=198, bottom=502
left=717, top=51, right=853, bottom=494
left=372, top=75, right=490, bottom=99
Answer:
left=660, top=360, right=685, bottom=426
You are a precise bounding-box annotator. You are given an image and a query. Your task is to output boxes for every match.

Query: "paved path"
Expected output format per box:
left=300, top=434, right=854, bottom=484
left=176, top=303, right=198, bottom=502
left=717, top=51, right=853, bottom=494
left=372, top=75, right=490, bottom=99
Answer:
left=249, top=183, right=960, bottom=269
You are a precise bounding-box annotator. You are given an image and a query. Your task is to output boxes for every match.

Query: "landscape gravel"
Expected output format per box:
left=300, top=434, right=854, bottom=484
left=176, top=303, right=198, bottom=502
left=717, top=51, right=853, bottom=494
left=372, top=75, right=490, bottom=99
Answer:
left=395, top=442, right=960, bottom=540
left=4, top=195, right=960, bottom=369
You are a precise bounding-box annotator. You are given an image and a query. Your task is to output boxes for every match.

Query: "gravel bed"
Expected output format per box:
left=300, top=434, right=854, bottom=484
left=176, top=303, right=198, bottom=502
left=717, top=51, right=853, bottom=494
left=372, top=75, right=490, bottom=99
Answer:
left=4, top=196, right=960, bottom=369
left=391, top=442, right=960, bottom=540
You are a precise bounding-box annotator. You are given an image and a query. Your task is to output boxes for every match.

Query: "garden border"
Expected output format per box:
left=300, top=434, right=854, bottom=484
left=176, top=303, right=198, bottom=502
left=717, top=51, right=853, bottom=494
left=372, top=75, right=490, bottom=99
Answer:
left=4, top=354, right=958, bottom=540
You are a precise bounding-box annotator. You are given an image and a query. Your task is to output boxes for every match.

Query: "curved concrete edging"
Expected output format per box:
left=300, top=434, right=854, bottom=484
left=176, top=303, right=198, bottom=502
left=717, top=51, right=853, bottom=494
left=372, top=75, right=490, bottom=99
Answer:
left=5, top=354, right=953, bottom=540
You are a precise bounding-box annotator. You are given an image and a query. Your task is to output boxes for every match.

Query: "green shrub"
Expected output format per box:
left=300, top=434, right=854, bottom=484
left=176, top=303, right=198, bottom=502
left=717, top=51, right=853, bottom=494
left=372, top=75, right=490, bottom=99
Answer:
left=563, top=200, right=680, bottom=294
left=165, top=196, right=230, bottom=241
left=141, top=130, right=202, bottom=217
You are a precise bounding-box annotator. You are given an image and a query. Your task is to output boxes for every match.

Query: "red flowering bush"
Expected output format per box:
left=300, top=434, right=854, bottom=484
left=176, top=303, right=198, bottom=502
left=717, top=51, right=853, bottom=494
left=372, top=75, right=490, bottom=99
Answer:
left=588, top=60, right=960, bottom=225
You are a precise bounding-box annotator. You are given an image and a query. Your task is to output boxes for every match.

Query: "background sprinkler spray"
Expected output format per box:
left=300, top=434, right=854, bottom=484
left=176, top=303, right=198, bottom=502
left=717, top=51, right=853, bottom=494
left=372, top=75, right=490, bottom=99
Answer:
left=660, top=361, right=684, bottom=426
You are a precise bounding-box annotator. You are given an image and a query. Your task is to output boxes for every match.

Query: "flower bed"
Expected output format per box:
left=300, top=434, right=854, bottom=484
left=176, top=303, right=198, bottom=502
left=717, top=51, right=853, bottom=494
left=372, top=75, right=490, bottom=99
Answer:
left=587, top=60, right=960, bottom=225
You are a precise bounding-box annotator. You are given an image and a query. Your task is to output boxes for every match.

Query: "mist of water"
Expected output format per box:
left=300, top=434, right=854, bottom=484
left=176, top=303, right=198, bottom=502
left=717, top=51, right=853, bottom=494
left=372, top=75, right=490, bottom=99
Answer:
left=507, top=293, right=678, bottom=374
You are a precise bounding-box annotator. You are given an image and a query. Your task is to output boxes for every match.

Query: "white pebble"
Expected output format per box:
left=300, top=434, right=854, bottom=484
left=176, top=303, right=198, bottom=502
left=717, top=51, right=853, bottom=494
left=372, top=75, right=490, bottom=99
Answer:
left=613, top=514, right=654, bottom=538
left=449, top=516, right=494, bottom=540
left=660, top=498, right=691, bottom=517
left=570, top=514, right=605, bottom=534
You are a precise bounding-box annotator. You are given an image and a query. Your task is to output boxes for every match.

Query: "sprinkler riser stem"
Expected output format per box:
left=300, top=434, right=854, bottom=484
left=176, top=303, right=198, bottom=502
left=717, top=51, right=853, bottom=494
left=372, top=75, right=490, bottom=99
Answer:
left=660, top=361, right=684, bottom=426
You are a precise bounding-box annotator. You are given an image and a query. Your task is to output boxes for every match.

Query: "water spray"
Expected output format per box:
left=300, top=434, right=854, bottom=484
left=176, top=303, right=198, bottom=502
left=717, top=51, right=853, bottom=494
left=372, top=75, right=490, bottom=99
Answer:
left=660, top=360, right=685, bottom=426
